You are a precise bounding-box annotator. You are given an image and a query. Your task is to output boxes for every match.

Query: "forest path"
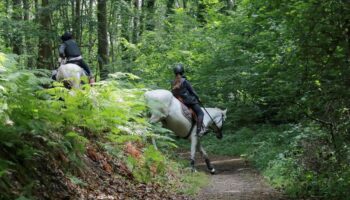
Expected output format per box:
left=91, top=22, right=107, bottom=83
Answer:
left=190, top=155, right=287, bottom=200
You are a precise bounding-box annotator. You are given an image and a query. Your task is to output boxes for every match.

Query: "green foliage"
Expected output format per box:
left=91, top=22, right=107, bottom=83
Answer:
left=0, top=52, right=192, bottom=199
left=1, top=0, right=350, bottom=198
left=121, top=1, right=350, bottom=198
left=203, top=124, right=350, bottom=199
left=125, top=145, right=167, bottom=183
left=64, top=132, right=88, bottom=154
left=144, top=146, right=166, bottom=176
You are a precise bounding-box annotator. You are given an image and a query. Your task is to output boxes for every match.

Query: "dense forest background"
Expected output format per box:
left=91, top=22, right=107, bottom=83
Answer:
left=1, top=0, right=350, bottom=199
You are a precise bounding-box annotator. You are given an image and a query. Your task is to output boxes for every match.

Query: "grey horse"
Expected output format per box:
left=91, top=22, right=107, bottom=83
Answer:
left=145, top=89, right=226, bottom=174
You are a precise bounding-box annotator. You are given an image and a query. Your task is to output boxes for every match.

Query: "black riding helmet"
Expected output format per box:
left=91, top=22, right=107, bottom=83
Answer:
left=173, top=64, right=184, bottom=75
left=61, top=32, right=73, bottom=42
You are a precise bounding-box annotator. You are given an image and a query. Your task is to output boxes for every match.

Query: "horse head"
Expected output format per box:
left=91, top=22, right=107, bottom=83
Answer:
left=206, top=108, right=227, bottom=139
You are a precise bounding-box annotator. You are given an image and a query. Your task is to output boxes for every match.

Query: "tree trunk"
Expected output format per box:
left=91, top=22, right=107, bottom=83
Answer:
left=88, top=0, right=94, bottom=61
left=71, top=0, right=75, bottom=29
left=109, top=0, right=115, bottom=71
left=144, top=0, right=155, bottom=30
left=197, top=0, right=206, bottom=24
left=34, top=0, right=38, bottom=20
left=227, top=0, right=234, bottom=10
left=3, top=0, right=10, bottom=48
left=74, top=0, right=81, bottom=43
left=22, top=0, right=28, bottom=20
left=128, top=0, right=135, bottom=44
left=116, top=2, right=122, bottom=65
left=12, top=0, right=22, bottom=55
left=133, top=0, right=142, bottom=43
left=97, top=0, right=109, bottom=79
left=183, top=0, right=187, bottom=9
left=23, top=0, right=35, bottom=68
left=37, top=0, right=53, bottom=69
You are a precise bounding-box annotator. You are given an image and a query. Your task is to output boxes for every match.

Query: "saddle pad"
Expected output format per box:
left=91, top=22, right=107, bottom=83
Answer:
left=181, top=103, right=195, bottom=122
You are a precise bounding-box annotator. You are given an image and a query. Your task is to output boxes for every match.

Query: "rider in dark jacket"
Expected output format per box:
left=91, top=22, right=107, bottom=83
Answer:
left=59, top=32, right=94, bottom=83
left=171, top=64, right=205, bottom=136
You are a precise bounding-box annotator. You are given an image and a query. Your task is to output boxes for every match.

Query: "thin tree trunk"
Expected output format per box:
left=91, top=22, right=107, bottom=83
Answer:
left=175, top=0, right=179, bottom=8
left=34, top=0, right=38, bottom=21
left=97, top=0, right=109, bottom=79
left=23, top=0, right=34, bottom=68
left=88, top=0, right=93, bottom=61
left=37, top=0, right=53, bottom=69
left=74, top=0, right=81, bottom=43
left=3, top=0, right=10, bottom=48
left=80, top=0, right=84, bottom=43
left=129, top=0, right=134, bottom=44
left=12, top=0, right=22, bottom=55
left=197, top=0, right=206, bottom=24
left=116, top=2, right=122, bottom=65
left=144, top=0, right=155, bottom=30
left=71, top=0, right=75, bottom=30
left=109, top=0, right=115, bottom=72
left=22, top=0, right=28, bottom=20
left=227, top=0, right=234, bottom=10
left=183, top=0, right=187, bottom=9
left=133, top=0, right=142, bottom=43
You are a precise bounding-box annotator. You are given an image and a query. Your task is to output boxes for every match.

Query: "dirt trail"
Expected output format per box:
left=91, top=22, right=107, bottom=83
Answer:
left=193, top=155, right=286, bottom=200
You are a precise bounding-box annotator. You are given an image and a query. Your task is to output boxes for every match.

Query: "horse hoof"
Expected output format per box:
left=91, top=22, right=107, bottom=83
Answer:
left=210, top=168, right=216, bottom=174
left=191, top=168, right=197, bottom=173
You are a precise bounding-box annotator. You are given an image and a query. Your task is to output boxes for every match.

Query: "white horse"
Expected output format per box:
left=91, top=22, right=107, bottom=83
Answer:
left=53, top=63, right=87, bottom=89
left=145, top=89, right=227, bottom=173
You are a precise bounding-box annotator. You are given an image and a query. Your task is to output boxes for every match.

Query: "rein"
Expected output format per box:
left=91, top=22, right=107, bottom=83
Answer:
left=209, top=113, right=225, bottom=133
left=176, top=98, right=225, bottom=139
left=198, top=101, right=222, bottom=131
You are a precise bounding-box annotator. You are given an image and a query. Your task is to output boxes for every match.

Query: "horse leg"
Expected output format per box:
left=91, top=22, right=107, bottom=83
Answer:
left=197, top=141, right=216, bottom=174
left=190, top=134, right=198, bottom=172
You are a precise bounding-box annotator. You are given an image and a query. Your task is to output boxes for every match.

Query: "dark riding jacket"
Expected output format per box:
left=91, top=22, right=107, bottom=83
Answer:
left=171, top=78, right=199, bottom=105
left=59, top=39, right=82, bottom=59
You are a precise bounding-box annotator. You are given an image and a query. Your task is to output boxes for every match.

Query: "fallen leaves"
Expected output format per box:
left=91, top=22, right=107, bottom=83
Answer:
left=124, top=142, right=142, bottom=160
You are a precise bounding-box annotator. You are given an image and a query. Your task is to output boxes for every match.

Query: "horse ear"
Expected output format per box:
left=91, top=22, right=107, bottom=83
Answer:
left=223, top=109, right=227, bottom=115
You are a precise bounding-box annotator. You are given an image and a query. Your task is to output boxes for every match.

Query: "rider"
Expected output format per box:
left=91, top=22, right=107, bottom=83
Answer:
left=58, top=32, right=94, bottom=84
left=171, top=64, right=205, bottom=136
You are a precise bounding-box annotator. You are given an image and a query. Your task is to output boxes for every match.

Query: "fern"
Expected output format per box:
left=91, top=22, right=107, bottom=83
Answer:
left=0, top=52, right=189, bottom=198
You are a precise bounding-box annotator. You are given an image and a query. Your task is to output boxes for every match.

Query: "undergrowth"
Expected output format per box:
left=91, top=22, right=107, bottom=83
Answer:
left=0, top=52, right=202, bottom=199
left=201, top=124, right=350, bottom=199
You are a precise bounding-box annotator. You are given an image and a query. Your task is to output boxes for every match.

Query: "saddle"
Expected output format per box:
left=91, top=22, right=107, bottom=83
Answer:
left=176, top=97, right=197, bottom=123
